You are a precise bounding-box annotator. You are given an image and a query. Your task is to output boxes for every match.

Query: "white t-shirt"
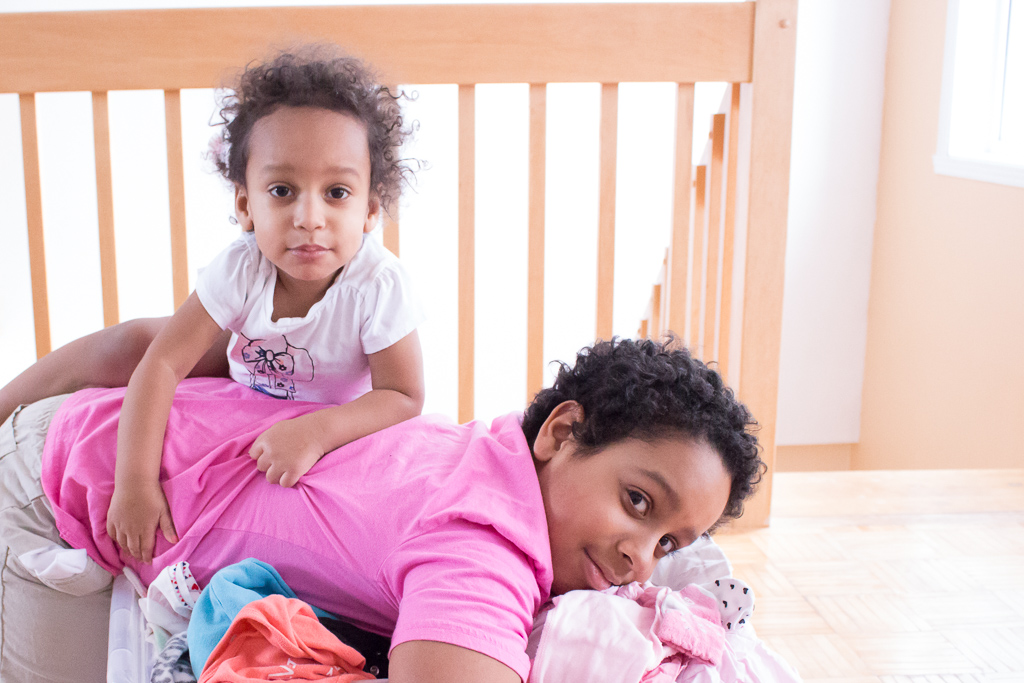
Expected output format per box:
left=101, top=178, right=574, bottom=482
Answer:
left=195, top=231, right=424, bottom=404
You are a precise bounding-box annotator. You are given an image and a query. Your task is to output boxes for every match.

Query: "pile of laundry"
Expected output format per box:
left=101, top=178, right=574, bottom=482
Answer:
left=130, top=537, right=802, bottom=683
left=130, top=558, right=390, bottom=683
left=527, top=537, right=802, bottom=683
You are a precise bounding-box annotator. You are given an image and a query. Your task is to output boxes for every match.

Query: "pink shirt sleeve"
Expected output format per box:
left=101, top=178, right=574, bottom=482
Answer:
left=382, top=519, right=543, bottom=683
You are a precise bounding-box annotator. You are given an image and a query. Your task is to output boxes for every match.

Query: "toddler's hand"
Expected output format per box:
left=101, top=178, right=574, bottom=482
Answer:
left=106, top=481, right=178, bottom=563
left=248, top=417, right=325, bottom=488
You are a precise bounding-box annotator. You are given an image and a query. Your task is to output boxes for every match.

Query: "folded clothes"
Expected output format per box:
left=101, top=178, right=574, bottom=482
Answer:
left=142, top=561, right=203, bottom=650
left=188, top=558, right=335, bottom=675
left=151, top=631, right=196, bottom=683
left=529, top=582, right=728, bottom=683
left=199, top=595, right=373, bottom=683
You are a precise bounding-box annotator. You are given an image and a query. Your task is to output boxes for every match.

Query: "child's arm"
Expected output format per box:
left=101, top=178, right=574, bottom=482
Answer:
left=388, top=641, right=520, bottom=683
left=248, top=329, right=424, bottom=487
left=107, top=293, right=224, bottom=563
left=0, top=318, right=230, bottom=425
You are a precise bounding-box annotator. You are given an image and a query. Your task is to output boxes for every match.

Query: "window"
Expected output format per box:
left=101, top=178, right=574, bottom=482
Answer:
left=935, top=0, right=1024, bottom=187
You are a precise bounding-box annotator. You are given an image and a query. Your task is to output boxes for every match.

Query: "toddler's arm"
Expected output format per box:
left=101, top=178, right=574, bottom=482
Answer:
left=107, top=293, right=225, bottom=563
left=248, top=329, right=424, bottom=487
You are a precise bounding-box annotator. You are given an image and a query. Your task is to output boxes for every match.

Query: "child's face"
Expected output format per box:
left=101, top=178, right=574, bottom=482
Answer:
left=234, top=106, right=380, bottom=289
left=533, top=402, right=731, bottom=596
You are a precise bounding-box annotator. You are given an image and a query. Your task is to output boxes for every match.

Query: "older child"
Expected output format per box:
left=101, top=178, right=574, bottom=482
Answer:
left=102, top=48, right=426, bottom=565
left=0, top=337, right=763, bottom=683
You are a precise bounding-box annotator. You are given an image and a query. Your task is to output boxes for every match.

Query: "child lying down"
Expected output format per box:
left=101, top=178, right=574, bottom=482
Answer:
left=0, top=337, right=766, bottom=683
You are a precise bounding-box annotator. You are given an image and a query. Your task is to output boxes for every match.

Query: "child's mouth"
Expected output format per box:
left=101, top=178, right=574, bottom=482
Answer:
left=584, top=550, right=613, bottom=591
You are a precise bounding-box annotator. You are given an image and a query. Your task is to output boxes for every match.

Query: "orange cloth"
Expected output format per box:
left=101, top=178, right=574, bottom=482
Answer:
left=198, top=595, right=376, bottom=682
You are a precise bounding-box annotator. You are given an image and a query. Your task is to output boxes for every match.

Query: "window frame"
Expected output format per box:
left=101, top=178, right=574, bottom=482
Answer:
left=934, top=0, right=1024, bottom=188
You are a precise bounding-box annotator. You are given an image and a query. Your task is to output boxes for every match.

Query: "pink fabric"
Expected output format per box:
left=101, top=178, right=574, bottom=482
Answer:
left=642, top=585, right=725, bottom=666
left=528, top=583, right=725, bottom=683
left=42, top=378, right=552, bottom=682
left=199, top=595, right=372, bottom=682
left=674, top=630, right=803, bottom=683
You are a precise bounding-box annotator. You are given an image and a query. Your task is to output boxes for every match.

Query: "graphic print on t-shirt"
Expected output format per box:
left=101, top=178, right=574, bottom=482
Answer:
left=231, top=334, right=315, bottom=400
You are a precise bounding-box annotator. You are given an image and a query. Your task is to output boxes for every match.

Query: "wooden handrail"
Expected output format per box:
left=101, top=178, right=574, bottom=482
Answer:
left=0, top=5, right=755, bottom=92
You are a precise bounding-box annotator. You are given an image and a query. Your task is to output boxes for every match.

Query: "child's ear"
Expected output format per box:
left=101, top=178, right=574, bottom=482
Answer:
left=532, top=401, right=583, bottom=463
left=363, top=193, right=382, bottom=234
left=234, top=184, right=254, bottom=232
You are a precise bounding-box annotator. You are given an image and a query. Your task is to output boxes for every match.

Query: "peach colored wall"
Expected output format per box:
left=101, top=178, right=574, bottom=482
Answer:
left=853, top=0, right=1024, bottom=470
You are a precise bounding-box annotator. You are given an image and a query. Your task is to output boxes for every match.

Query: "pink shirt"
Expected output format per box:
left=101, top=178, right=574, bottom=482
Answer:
left=42, top=378, right=552, bottom=681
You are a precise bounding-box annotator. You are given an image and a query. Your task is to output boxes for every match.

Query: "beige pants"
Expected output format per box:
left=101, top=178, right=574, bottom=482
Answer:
left=0, top=396, right=113, bottom=683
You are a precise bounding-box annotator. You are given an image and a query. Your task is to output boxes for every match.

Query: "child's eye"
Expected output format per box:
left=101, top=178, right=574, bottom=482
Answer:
left=658, top=536, right=677, bottom=553
left=327, top=187, right=349, bottom=200
left=628, top=490, right=649, bottom=515
left=269, top=185, right=291, bottom=198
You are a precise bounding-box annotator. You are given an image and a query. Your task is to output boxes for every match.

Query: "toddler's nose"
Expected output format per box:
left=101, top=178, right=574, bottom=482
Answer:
left=294, top=194, right=326, bottom=231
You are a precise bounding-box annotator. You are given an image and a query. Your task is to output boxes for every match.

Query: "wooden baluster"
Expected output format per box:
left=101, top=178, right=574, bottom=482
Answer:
left=458, top=84, right=475, bottom=423
left=667, top=84, right=694, bottom=340
left=382, top=84, right=401, bottom=257
left=735, top=0, right=799, bottom=529
left=164, top=89, right=189, bottom=310
left=718, top=84, right=742, bottom=383
left=92, top=91, right=119, bottom=327
left=688, top=165, right=707, bottom=352
left=527, top=83, right=546, bottom=404
left=19, top=93, right=50, bottom=358
left=595, top=83, right=617, bottom=341
left=703, top=113, right=726, bottom=361
left=651, top=282, right=663, bottom=339
left=660, top=252, right=670, bottom=336
left=382, top=202, right=400, bottom=257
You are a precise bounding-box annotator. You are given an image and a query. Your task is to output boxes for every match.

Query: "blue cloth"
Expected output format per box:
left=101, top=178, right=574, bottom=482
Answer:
left=186, top=558, right=334, bottom=675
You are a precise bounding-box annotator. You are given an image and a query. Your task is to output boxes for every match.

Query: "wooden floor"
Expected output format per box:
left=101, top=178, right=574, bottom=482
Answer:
left=716, top=469, right=1024, bottom=683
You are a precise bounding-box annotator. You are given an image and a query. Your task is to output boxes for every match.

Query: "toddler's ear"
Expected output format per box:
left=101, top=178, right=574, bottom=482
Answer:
left=532, top=401, right=583, bottom=463
left=234, top=185, right=254, bottom=231
left=363, top=194, right=382, bottom=234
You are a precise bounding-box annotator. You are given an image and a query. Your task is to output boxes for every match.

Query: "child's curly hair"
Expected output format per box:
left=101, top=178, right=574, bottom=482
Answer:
left=521, top=337, right=765, bottom=527
left=212, top=44, right=412, bottom=213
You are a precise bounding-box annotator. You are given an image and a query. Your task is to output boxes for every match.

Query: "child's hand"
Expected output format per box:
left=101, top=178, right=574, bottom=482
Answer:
left=248, top=417, right=325, bottom=488
left=106, top=481, right=178, bottom=563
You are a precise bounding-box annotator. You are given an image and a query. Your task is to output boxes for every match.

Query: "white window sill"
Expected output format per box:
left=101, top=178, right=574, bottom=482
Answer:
left=933, top=154, right=1024, bottom=188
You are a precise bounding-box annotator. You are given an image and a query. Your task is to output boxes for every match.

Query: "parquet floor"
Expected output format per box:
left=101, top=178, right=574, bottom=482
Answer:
left=716, top=469, right=1024, bottom=683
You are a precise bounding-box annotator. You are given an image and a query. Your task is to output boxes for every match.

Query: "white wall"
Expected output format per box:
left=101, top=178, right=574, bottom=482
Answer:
left=774, top=0, right=890, bottom=445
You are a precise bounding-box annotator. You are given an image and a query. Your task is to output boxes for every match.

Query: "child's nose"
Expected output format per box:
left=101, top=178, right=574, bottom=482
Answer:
left=618, top=534, right=660, bottom=584
left=294, top=194, right=326, bottom=231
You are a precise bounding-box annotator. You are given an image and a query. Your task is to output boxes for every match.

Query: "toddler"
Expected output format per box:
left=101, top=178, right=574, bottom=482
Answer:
left=107, top=47, right=426, bottom=563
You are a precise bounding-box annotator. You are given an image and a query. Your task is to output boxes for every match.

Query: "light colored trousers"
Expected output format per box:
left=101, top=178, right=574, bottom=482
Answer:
left=0, top=396, right=113, bottom=683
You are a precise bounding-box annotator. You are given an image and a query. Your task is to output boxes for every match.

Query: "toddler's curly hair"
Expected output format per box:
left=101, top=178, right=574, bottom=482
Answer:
left=521, top=337, right=765, bottom=527
left=212, top=44, right=412, bottom=213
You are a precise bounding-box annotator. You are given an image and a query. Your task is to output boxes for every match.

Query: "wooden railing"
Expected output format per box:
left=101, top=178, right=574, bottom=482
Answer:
left=0, top=1, right=796, bottom=527
left=642, top=84, right=743, bottom=383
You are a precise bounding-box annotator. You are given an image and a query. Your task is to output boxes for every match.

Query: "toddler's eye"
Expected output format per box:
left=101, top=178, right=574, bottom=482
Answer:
left=628, top=490, right=649, bottom=515
left=658, top=536, right=677, bottom=553
left=327, top=187, right=349, bottom=200
left=270, top=185, right=291, bottom=198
